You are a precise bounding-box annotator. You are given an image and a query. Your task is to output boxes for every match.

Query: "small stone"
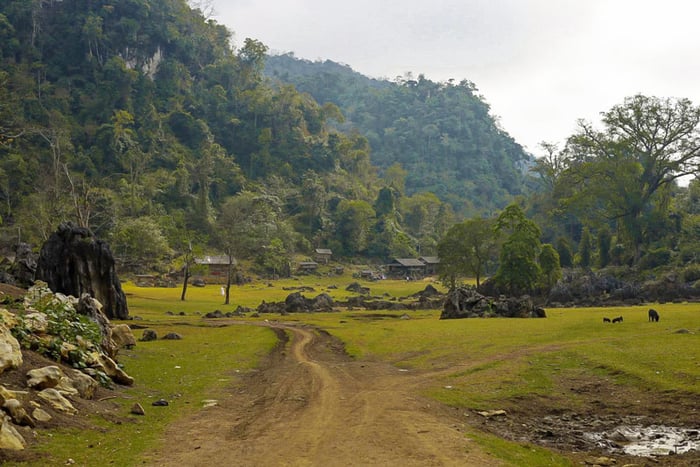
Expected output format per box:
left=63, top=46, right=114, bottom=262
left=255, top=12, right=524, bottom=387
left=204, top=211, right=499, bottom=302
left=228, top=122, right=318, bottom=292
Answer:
left=152, top=399, right=169, bottom=407
left=32, top=407, right=52, bottom=422
left=162, top=332, right=183, bottom=340
left=130, top=403, right=145, bottom=415
left=140, top=329, right=158, bottom=342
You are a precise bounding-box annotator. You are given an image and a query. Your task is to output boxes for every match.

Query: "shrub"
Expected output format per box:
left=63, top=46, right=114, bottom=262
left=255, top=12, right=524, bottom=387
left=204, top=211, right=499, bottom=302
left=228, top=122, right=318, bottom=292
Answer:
left=682, top=264, right=700, bottom=283
left=639, top=247, right=672, bottom=270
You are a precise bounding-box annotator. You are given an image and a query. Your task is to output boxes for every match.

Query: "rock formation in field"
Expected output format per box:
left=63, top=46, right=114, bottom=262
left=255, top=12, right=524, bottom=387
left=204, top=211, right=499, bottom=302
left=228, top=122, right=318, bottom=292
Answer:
left=35, top=223, right=128, bottom=320
left=441, top=286, right=546, bottom=319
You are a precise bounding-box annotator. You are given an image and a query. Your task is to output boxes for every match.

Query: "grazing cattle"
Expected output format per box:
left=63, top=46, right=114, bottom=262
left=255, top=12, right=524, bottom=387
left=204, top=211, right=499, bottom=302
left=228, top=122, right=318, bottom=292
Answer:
left=648, top=308, right=660, bottom=322
left=612, top=316, right=623, bottom=323
left=603, top=317, right=611, bottom=323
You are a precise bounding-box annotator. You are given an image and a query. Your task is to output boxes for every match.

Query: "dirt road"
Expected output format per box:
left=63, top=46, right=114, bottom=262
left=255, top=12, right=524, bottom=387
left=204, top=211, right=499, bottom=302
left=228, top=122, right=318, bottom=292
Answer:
left=147, top=323, right=494, bottom=466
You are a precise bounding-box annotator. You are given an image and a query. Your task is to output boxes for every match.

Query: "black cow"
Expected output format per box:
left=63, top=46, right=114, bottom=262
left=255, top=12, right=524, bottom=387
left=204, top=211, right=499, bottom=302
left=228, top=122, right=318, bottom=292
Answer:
left=612, top=316, right=623, bottom=323
left=603, top=317, right=611, bottom=323
left=648, top=309, right=660, bottom=322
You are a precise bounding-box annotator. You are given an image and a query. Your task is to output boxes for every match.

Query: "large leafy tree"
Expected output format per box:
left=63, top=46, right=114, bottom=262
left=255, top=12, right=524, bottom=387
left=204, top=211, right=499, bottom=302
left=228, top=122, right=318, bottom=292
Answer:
left=437, top=218, right=499, bottom=289
left=494, top=204, right=542, bottom=295
left=562, top=95, right=700, bottom=261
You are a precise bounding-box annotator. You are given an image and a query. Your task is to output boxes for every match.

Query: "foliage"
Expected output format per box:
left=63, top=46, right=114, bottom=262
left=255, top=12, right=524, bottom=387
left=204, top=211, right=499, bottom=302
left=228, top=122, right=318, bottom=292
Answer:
left=557, top=95, right=700, bottom=262
left=12, top=282, right=102, bottom=368
left=265, top=55, right=533, bottom=217
left=436, top=217, right=498, bottom=288
left=538, top=244, right=561, bottom=290
left=576, top=227, right=592, bottom=269
left=494, top=204, right=542, bottom=294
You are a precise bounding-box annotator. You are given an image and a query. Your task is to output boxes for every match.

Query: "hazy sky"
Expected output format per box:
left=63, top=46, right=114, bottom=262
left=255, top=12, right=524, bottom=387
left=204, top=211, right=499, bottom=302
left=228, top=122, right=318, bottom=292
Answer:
left=207, top=0, right=700, bottom=158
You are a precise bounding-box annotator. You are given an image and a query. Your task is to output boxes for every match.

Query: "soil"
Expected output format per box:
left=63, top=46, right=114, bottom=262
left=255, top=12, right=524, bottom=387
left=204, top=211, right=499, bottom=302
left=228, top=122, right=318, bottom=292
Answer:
left=2, top=320, right=698, bottom=466
left=143, top=322, right=700, bottom=467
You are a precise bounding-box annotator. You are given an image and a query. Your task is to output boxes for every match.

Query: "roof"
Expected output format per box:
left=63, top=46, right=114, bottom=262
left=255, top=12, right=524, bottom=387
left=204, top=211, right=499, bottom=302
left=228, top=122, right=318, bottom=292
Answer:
left=315, top=248, right=333, bottom=255
left=419, top=256, right=440, bottom=264
left=195, top=255, right=235, bottom=265
left=391, top=258, right=426, bottom=267
left=298, top=261, right=319, bottom=269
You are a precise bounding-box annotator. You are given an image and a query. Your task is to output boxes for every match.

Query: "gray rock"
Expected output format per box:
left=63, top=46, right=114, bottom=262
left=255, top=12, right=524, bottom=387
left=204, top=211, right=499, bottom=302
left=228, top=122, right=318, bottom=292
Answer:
left=140, top=329, right=158, bottom=341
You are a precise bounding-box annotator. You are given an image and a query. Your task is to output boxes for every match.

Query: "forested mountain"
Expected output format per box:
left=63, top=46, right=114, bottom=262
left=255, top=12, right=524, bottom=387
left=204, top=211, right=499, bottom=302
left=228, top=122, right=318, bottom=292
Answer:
left=0, top=0, right=462, bottom=269
left=265, top=54, right=532, bottom=213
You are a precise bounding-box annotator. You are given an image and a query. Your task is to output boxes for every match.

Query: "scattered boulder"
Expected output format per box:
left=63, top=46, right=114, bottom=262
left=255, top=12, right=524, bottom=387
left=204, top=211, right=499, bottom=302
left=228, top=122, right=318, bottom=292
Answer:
left=67, top=369, right=99, bottom=399
left=8, top=242, right=37, bottom=288
left=152, top=398, right=169, bottom=406
left=76, top=293, right=118, bottom=358
left=26, top=366, right=63, bottom=390
left=0, top=325, right=22, bottom=375
left=111, top=324, right=136, bottom=350
left=0, top=412, right=26, bottom=450
left=35, top=222, right=129, bottom=319
left=140, top=329, right=158, bottom=341
left=130, top=403, right=145, bottom=416
left=162, top=332, right=183, bottom=340
left=283, top=292, right=335, bottom=313
left=91, top=354, right=134, bottom=386
left=346, top=282, right=370, bottom=295
left=2, top=399, right=34, bottom=427
left=204, top=310, right=225, bottom=318
left=37, top=388, right=77, bottom=414
left=31, top=407, right=52, bottom=423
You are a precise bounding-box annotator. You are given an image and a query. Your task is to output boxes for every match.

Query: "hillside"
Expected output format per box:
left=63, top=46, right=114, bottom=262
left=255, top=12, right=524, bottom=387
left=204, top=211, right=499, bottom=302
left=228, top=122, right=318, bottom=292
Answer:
left=266, top=54, right=533, bottom=214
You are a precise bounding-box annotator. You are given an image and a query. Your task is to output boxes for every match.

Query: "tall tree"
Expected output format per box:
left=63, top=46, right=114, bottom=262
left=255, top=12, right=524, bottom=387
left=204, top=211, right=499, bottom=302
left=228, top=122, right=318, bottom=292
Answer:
left=562, top=95, right=700, bottom=261
left=494, top=204, right=542, bottom=295
left=437, top=217, right=499, bottom=288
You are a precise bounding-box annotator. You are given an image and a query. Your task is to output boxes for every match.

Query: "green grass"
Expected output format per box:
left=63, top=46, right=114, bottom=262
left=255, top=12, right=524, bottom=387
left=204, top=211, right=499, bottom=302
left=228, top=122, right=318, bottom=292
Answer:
left=9, top=278, right=699, bottom=466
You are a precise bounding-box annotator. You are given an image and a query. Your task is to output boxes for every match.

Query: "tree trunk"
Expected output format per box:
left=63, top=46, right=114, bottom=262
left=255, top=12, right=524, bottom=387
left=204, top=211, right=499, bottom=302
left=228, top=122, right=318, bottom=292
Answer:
left=181, top=263, right=190, bottom=301
left=224, top=251, right=232, bottom=305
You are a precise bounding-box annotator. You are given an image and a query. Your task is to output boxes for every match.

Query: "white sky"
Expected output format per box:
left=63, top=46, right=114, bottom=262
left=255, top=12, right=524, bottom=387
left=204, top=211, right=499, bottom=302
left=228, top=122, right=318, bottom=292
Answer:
left=208, top=0, right=700, bottom=159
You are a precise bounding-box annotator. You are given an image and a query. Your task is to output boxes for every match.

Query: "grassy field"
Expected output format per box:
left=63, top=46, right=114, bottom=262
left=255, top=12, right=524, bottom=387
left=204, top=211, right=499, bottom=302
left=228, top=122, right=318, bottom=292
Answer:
left=11, top=275, right=699, bottom=466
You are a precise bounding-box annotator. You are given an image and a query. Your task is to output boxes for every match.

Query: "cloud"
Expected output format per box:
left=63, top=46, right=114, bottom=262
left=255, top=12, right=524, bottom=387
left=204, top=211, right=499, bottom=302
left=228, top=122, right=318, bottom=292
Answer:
left=210, top=0, right=700, bottom=156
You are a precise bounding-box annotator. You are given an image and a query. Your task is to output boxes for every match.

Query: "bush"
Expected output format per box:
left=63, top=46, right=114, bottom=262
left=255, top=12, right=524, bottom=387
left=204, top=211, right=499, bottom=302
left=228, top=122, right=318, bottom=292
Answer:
left=682, top=264, right=700, bottom=283
left=639, top=247, right=672, bottom=270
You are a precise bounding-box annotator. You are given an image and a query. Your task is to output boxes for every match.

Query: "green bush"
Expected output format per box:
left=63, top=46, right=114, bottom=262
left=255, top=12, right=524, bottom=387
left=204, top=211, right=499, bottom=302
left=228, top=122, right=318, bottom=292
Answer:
left=639, top=247, right=672, bottom=270
left=682, top=264, right=700, bottom=283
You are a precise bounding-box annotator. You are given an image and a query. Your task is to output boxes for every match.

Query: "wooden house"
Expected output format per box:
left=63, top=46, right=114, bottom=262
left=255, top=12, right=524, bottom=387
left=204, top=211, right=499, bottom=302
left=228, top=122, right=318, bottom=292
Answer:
left=297, top=261, right=319, bottom=273
left=314, top=248, right=333, bottom=264
left=419, top=256, right=440, bottom=275
left=195, top=255, right=235, bottom=277
left=386, top=258, right=427, bottom=278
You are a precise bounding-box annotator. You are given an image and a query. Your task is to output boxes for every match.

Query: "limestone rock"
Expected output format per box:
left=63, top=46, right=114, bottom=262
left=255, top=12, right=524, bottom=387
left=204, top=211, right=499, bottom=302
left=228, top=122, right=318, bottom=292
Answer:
left=130, top=403, right=145, bottom=415
left=23, top=312, right=49, bottom=334
left=94, top=354, right=134, bottom=386
left=27, top=366, right=64, bottom=390
left=162, top=332, right=182, bottom=340
left=76, top=294, right=118, bottom=358
left=68, top=370, right=98, bottom=399
left=2, top=398, right=35, bottom=427
left=35, top=222, right=129, bottom=319
left=0, top=308, right=18, bottom=328
left=32, top=407, right=52, bottom=422
left=0, top=413, right=26, bottom=450
left=55, top=377, right=79, bottom=397
left=0, top=325, right=22, bottom=375
left=111, top=324, right=136, bottom=349
left=37, top=388, right=77, bottom=414
left=140, top=329, right=158, bottom=341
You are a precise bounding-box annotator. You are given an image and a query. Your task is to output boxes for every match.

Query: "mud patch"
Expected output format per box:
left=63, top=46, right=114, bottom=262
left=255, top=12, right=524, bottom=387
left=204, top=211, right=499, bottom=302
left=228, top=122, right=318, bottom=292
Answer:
left=585, top=423, right=700, bottom=457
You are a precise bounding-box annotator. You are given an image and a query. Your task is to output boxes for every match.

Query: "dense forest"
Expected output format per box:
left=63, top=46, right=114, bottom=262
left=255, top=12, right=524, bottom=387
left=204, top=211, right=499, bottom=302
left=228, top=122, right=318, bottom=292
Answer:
left=265, top=54, right=531, bottom=213
left=0, top=0, right=698, bottom=285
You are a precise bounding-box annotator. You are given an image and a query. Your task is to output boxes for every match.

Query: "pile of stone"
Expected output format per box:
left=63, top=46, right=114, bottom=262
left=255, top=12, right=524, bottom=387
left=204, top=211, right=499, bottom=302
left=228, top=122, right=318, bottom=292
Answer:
left=0, top=283, right=136, bottom=450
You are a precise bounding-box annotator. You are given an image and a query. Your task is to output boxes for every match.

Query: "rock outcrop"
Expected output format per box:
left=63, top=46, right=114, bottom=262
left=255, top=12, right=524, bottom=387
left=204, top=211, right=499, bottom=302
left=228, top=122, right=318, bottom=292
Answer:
left=35, top=223, right=128, bottom=319
left=441, top=286, right=546, bottom=319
